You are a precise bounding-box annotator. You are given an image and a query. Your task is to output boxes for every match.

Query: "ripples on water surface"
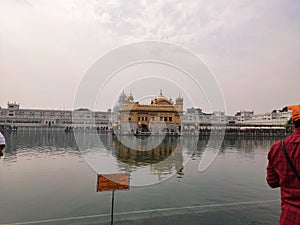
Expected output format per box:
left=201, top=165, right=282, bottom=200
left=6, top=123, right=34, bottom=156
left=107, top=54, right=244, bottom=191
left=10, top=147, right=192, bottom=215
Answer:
left=0, top=130, right=282, bottom=225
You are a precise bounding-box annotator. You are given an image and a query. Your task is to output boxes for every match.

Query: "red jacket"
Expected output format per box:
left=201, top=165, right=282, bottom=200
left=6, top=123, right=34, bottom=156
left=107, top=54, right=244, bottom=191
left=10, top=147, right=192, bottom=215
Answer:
left=267, top=128, right=300, bottom=225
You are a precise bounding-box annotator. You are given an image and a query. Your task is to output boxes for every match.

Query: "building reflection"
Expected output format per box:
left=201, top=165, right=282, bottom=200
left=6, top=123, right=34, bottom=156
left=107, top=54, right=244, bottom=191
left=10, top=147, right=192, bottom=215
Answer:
left=1, top=130, right=283, bottom=170
left=194, top=135, right=281, bottom=160
left=110, top=135, right=184, bottom=177
left=1, top=130, right=79, bottom=163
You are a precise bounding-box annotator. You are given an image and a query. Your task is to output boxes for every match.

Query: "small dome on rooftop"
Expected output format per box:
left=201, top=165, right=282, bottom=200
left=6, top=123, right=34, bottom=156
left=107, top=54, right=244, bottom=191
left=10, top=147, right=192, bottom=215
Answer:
left=151, top=90, right=173, bottom=105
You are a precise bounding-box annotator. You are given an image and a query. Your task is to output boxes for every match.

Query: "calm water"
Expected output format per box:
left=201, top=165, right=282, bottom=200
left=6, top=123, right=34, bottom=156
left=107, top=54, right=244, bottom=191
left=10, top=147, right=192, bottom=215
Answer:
left=0, top=130, right=282, bottom=225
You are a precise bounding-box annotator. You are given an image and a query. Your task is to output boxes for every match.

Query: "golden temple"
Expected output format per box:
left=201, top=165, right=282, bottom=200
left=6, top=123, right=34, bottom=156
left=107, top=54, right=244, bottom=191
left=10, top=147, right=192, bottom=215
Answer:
left=118, top=90, right=183, bottom=135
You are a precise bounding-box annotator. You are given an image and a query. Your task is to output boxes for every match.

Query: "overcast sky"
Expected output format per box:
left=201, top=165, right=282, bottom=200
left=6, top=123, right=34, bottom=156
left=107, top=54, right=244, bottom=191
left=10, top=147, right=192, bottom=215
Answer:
left=0, top=0, right=299, bottom=115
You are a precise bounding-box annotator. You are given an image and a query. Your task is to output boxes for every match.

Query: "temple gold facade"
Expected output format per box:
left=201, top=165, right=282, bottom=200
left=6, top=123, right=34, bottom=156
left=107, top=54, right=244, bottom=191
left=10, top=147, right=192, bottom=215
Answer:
left=118, top=91, right=183, bottom=134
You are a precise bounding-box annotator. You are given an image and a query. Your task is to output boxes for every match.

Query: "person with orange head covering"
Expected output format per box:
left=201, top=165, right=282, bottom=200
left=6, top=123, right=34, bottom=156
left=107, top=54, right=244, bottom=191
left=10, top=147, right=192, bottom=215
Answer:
left=267, top=104, right=300, bottom=225
left=288, top=105, right=300, bottom=123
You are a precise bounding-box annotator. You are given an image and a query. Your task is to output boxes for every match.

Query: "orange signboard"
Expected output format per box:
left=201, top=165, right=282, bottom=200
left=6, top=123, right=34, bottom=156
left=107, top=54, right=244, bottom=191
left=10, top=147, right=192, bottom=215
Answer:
left=97, top=174, right=130, bottom=192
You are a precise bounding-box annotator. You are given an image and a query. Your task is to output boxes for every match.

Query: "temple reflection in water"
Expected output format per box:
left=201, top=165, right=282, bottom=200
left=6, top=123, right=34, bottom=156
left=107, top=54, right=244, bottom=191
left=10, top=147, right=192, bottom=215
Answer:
left=2, top=130, right=283, bottom=184
left=111, top=135, right=184, bottom=177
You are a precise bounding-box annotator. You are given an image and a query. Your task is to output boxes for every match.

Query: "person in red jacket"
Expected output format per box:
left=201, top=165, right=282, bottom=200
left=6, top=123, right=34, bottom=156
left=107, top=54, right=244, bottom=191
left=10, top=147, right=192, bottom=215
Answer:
left=267, top=104, right=300, bottom=225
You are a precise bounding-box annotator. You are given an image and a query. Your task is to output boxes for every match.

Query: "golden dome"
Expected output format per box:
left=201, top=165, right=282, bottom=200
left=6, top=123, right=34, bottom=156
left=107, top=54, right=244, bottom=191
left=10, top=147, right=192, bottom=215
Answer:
left=151, top=90, right=173, bottom=105
left=176, top=93, right=183, bottom=101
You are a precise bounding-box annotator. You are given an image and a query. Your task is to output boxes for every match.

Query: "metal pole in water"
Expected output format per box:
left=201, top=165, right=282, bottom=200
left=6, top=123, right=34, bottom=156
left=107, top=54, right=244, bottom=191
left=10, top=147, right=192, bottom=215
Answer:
left=111, top=190, right=115, bottom=225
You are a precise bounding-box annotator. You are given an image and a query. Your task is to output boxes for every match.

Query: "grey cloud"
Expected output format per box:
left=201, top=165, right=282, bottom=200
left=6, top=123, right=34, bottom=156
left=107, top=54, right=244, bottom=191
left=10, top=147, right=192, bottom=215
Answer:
left=0, top=0, right=299, bottom=114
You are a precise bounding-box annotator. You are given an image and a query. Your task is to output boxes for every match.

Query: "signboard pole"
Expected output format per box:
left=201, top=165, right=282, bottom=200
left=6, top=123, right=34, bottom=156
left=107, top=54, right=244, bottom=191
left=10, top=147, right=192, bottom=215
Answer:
left=97, top=174, right=129, bottom=225
left=111, top=190, right=115, bottom=225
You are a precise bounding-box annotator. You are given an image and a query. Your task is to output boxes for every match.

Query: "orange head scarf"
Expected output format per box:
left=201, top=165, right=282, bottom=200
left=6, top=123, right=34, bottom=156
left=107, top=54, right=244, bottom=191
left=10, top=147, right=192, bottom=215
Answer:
left=288, top=105, right=300, bottom=122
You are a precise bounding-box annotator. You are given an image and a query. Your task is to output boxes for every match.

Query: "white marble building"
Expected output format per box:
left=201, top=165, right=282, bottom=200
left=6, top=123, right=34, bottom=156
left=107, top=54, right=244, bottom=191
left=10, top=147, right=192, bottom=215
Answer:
left=0, top=102, right=113, bottom=128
